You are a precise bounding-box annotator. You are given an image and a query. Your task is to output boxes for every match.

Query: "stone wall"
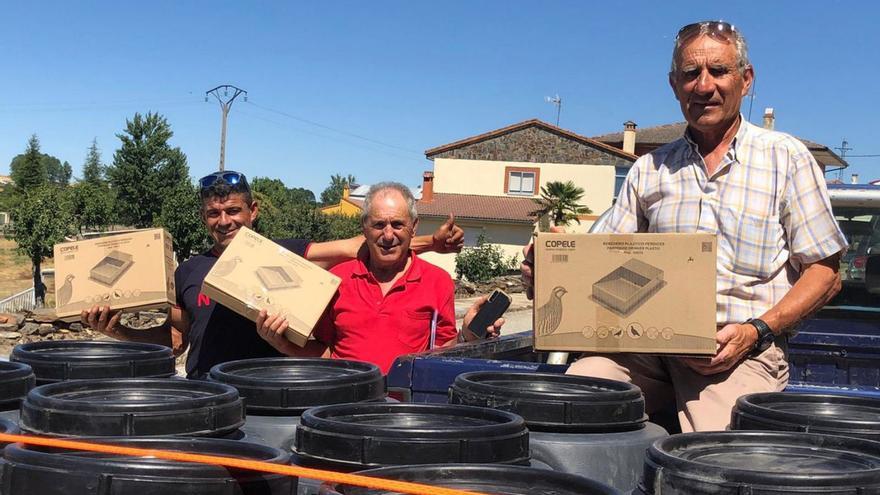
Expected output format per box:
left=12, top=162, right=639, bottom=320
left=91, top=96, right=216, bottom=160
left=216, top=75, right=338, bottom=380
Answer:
left=432, top=127, right=633, bottom=167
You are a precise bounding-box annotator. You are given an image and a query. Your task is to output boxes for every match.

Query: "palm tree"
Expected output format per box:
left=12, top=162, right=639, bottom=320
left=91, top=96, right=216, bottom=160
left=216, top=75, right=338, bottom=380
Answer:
left=530, top=180, right=592, bottom=226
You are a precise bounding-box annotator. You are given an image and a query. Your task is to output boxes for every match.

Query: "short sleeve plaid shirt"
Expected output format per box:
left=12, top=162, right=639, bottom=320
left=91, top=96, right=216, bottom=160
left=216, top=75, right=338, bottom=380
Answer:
left=593, top=118, right=847, bottom=327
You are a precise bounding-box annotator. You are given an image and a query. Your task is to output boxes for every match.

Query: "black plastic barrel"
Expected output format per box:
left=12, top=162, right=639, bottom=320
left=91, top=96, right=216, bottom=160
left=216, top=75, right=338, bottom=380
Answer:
left=449, top=371, right=666, bottom=492
left=295, top=402, right=529, bottom=470
left=11, top=340, right=175, bottom=384
left=210, top=358, right=385, bottom=450
left=0, top=437, right=294, bottom=494
left=320, top=464, right=621, bottom=495
left=731, top=392, right=880, bottom=441
left=292, top=402, right=528, bottom=495
left=635, top=431, right=880, bottom=494
left=0, top=361, right=35, bottom=423
left=20, top=378, right=245, bottom=437
left=0, top=416, right=20, bottom=450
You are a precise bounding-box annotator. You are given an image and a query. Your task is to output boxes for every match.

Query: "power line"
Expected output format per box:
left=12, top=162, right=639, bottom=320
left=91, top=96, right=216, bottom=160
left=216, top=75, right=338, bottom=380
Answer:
left=244, top=100, right=422, bottom=157
left=845, top=154, right=880, bottom=158
left=234, top=109, right=426, bottom=163
left=0, top=99, right=202, bottom=113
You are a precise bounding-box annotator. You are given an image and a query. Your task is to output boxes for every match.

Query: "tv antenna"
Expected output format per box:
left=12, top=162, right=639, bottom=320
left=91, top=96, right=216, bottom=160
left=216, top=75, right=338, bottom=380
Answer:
left=545, top=94, right=562, bottom=126
left=206, top=85, right=247, bottom=171
left=746, top=78, right=757, bottom=122
left=835, top=139, right=852, bottom=181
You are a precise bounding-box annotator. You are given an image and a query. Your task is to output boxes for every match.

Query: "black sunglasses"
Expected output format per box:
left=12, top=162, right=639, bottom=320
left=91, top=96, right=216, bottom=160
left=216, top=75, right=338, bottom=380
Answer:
left=676, top=20, right=737, bottom=44
left=198, top=171, right=249, bottom=190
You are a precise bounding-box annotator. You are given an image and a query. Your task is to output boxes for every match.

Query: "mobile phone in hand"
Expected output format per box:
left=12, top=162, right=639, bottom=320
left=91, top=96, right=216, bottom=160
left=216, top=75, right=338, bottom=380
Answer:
left=466, top=289, right=512, bottom=339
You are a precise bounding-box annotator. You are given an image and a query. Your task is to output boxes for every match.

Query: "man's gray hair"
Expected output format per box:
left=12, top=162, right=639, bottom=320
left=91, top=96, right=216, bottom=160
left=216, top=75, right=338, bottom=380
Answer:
left=361, top=181, right=419, bottom=225
left=669, top=24, right=750, bottom=76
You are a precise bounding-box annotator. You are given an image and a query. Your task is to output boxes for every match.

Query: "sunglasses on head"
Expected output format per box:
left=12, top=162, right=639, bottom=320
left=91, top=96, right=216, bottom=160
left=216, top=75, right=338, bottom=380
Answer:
left=676, top=20, right=737, bottom=44
left=199, top=171, right=249, bottom=190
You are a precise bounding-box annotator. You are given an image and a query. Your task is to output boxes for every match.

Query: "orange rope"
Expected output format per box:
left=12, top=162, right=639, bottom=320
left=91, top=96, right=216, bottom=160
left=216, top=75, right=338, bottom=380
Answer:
left=0, top=433, right=488, bottom=495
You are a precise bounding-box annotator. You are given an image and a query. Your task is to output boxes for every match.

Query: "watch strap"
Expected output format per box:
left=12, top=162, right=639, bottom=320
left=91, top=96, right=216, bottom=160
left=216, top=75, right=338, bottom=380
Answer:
left=746, top=318, right=774, bottom=354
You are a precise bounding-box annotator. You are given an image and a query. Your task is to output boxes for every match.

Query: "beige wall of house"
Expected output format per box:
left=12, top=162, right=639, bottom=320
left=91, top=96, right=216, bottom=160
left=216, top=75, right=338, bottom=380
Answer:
left=432, top=158, right=617, bottom=214
left=416, top=217, right=535, bottom=278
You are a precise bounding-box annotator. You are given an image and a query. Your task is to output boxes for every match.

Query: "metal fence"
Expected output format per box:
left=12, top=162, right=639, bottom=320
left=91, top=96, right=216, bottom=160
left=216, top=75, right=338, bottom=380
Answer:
left=0, top=287, right=36, bottom=313
left=0, top=268, right=53, bottom=314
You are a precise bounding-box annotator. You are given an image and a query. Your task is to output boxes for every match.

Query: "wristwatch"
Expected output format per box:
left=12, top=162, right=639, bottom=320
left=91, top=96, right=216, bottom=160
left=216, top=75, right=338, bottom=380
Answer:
left=746, top=318, right=775, bottom=355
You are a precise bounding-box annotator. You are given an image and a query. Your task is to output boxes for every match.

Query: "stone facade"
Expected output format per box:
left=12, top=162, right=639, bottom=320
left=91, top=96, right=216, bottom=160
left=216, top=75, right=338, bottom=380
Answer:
left=431, top=127, right=633, bottom=167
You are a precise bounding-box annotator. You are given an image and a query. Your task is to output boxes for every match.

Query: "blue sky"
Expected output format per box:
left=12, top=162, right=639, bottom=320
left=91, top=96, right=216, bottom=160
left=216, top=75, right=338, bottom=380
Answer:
left=1, top=1, right=877, bottom=195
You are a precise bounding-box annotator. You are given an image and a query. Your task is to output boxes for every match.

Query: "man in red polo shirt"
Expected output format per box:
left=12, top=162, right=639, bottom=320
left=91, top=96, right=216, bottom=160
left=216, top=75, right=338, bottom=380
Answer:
left=256, top=181, right=500, bottom=373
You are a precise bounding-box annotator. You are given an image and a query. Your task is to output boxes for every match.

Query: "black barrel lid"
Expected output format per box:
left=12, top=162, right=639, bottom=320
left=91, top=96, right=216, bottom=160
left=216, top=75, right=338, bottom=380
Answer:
left=640, top=431, right=880, bottom=494
left=324, top=464, right=620, bottom=495
left=0, top=360, right=35, bottom=411
left=449, top=371, right=646, bottom=433
left=11, top=340, right=175, bottom=383
left=295, top=402, right=529, bottom=469
left=732, top=392, right=880, bottom=441
left=0, top=437, right=293, bottom=493
left=20, top=378, right=245, bottom=437
left=209, top=357, right=385, bottom=414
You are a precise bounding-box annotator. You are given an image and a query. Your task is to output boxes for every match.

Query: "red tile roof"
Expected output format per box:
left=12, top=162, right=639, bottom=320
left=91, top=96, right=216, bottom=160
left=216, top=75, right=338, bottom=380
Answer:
left=417, top=193, right=536, bottom=225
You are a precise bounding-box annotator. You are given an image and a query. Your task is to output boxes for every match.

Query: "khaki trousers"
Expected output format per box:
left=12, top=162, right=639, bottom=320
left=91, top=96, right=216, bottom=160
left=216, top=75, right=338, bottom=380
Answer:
left=566, top=341, right=789, bottom=432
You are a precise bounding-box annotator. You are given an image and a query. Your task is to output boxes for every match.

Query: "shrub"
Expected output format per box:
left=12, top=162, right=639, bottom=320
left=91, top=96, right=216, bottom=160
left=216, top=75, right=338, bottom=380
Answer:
left=454, top=233, right=517, bottom=283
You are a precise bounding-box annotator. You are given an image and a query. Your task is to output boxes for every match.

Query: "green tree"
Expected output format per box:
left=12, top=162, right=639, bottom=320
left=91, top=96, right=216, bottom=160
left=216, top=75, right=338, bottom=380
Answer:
left=252, top=177, right=294, bottom=212
left=5, top=185, right=73, bottom=306
left=44, top=157, right=72, bottom=186
left=530, top=180, right=592, bottom=227
left=324, top=212, right=362, bottom=240
left=82, top=138, right=105, bottom=185
left=10, top=144, right=71, bottom=188
left=106, top=112, right=190, bottom=228
left=0, top=187, right=13, bottom=212
left=10, top=135, right=47, bottom=193
left=71, top=139, right=115, bottom=234
left=251, top=189, right=287, bottom=239
left=156, top=182, right=210, bottom=260
left=70, top=182, right=115, bottom=235
left=290, top=187, right=316, bottom=205
left=320, top=173, right=357, bottom=206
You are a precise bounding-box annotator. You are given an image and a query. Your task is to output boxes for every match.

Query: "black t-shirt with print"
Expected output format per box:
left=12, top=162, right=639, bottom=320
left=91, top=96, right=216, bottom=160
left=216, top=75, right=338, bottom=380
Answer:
left=175, top=239, right=310, bottom=379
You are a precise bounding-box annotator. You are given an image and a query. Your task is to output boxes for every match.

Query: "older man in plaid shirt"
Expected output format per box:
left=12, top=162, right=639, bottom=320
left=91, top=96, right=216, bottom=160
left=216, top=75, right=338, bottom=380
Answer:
left=524, top=21, right=847, bottom=432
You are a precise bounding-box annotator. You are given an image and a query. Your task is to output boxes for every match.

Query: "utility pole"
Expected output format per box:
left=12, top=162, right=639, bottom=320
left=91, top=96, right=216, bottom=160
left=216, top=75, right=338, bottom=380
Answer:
left=545, top=94, right=562, bottom=127
left=835, top=139, right=852, bottom=181
left=206, top=85, right=247, bottom=171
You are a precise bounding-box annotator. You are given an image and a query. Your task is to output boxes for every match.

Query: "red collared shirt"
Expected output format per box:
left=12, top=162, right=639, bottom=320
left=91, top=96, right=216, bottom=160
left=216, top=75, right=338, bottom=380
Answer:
left=314, top=252, right=458, bottom=373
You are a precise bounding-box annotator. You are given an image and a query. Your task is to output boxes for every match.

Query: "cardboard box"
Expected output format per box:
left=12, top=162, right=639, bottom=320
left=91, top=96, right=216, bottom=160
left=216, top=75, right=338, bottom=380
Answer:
left=201, top=226, right=341, bottom=347
left=534, top=233, right=717, bottom=355
left=54, top=228, right=176, bottom=320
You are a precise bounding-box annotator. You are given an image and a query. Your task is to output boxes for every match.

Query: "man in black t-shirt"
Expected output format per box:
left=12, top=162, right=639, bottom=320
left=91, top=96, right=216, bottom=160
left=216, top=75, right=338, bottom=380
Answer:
left=83, top=170, right=464, bottom=378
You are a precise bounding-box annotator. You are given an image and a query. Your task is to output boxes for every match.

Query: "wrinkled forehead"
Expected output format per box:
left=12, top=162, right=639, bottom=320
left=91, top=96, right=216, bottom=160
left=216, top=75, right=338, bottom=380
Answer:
left=202, top=192, right=251, bottom=211
left=675, top=35, right=738, bottom=67
left=366, top=191, right=413, bottom=223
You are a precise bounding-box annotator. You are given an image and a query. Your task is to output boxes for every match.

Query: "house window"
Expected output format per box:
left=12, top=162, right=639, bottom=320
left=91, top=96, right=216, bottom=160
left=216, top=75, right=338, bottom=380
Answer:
left=614, top=166, right=629, bottom=198
left=504, top=167, right=540, bottom=196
